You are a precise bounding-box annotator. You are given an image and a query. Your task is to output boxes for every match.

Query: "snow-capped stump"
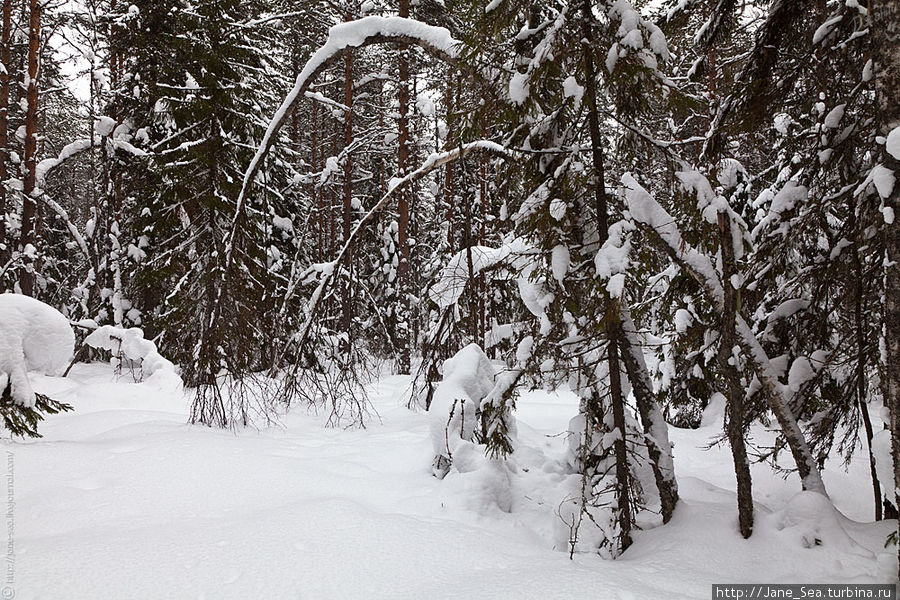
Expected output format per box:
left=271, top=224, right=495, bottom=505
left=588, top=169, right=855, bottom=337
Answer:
left=83, top=325, right=181, bottom=390
left=430, top=343, right=496, bottom=479
left=0, top=293, right=75, bottom=437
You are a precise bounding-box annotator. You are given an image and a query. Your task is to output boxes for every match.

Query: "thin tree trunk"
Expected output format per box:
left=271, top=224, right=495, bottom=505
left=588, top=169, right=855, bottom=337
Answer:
left=718, top=211, right=754, bottom=538
left=341, top=24, right=354, bottom=337
left=581, top=0, right=633, bottom=553
left=849, top=195, right=882, bottom=521
left=444, top=70, right=455, bottom=253
left=617, top=312, right=679, bottom=523
left=463, top=187, right=476, bottom=341
left=869, top=0, right=900, bottom=578
left=311, top=101, right=320, bottom=262
left=19, top=0, right=40, bottom=296
left=396, top=0, right=411, bottom=373
left=0, top=0, right=10, bottom=265
left=607, top=338, right=632, bottom=553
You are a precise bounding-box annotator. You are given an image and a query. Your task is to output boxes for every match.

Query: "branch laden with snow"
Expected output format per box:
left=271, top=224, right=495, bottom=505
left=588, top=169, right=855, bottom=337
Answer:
left=621, top=173, right=827, bottom=496
left=282, top=141, right=521, bottom=368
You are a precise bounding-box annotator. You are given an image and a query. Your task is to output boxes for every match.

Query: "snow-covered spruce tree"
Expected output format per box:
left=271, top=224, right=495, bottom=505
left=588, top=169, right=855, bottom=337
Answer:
left=113, top=0, right=291, bottom=426
left=606, top=0, right=895, bottom=540
left=662, top=0, right=887, bottom=517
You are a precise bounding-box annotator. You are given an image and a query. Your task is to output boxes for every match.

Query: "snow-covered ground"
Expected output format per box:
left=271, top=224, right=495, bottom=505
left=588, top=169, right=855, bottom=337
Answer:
left=8, top=363, right=896, bottom=599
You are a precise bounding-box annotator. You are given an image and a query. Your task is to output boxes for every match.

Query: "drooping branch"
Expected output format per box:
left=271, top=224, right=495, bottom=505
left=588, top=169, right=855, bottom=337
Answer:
left=229, top=16, right=463, bottom=257
left=212, top=18, right=472, bottom=344
left=36, top=135, right=146, bottom=186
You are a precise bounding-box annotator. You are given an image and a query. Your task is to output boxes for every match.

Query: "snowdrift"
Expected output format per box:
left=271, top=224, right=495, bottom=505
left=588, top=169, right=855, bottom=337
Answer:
left=0, top=293, right=74, bottom=407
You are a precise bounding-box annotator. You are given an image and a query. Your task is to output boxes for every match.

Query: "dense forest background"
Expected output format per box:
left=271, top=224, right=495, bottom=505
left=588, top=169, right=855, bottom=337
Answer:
left=2, top=0, right=900, bottom=571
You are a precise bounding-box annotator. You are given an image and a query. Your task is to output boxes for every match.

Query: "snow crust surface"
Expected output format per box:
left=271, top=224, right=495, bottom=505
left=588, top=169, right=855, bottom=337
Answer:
left=7, top=363, right=896, bottom=598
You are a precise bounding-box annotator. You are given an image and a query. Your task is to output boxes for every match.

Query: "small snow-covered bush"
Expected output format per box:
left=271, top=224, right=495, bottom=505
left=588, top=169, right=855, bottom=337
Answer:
left=0, top=294, right=74, bottom=406
left=83, top=325, right=180, bottom=390
left=0, top=294, right=75, bottom=437
left=428, top=344, right=518, bottom=514
left=429, top=343, right=497, bottom=478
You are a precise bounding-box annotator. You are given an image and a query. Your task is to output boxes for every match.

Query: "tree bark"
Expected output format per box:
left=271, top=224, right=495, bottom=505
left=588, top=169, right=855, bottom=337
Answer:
left=18, top=0, right=40, bottom=296
left=311, top=101, right=320, bottom=262
left=717, top=211, right=754, bottom=538
left=849, top=195, right=882, bottom=521
left=607, top=337, right=632, bottom=553
left=341, top=21, right=354, bottom=338
left=444, top=71, right=455, bottom=253
left=0, top=0, right=10, bottom=265
left=618, top=312, right=679, bottom=523
left=396, top=0, right=412, bottom=373
left=870, top=0, right=900, bottom=578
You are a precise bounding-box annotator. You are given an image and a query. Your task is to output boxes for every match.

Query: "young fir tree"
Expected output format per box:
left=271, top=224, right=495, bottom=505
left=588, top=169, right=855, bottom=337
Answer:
left=114, top=0, right=290, bottom=426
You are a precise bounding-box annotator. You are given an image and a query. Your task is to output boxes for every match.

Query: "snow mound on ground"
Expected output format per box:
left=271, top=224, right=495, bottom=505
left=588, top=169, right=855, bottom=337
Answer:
left=13, top=366, right=895, bottom=597
left=0, top=294, right=75, bottom=407
left=428, top=344, right=520, bottom=514
left=700, top=392, right=726, bottom=429
left=84, top=325, right=181, bottom=391
left=429, top=343, right=495, bottom=476
left=769, top=492, right=873, bottom=558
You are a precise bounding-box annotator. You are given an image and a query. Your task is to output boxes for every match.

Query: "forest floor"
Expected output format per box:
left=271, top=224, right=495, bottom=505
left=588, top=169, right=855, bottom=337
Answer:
left=8, top=362, right=897, bottom=599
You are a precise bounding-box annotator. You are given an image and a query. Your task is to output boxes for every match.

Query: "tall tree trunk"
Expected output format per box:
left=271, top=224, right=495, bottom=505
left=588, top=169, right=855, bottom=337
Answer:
left=618, top=312, right=679, bottom=523
left=19, top=0, right=40, bottom=296
left=444, top=70, right=455, bottom=253
left=606, top=336, right=632, bottom=553
left=718, top=212, right=754, bottom=538
left=0, top=0, right=10, bottom=265
left=341, top=25, right=354, bottom=339
left=311, top=101, right=320, bottom=262
left=849, top=195, right=882, bottom=521
left=396, top=0, right=411, bottom=373
left=581, top=0, right=633, bottom=553
left=870, top=0, right=900, bottom=578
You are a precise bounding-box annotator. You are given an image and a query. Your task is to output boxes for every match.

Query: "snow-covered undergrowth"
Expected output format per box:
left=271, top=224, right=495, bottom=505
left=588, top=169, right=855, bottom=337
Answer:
left=83, top=325, right=181, bottom=391
left=10, top=364, right=896, bottom=599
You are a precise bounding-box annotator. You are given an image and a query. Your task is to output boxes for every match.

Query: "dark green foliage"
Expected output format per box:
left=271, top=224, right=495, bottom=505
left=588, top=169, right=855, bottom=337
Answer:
left=0, top=385, right=74, bottom=439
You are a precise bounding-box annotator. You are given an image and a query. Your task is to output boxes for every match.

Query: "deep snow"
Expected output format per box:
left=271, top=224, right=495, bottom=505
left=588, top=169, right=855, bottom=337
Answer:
left=7, top=363, right=896, bottom=599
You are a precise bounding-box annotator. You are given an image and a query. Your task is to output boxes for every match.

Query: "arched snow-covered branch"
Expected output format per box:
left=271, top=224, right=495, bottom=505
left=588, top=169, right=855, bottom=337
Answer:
left=286, top=141, right=519, bottom=357
left=215, top=17, right=482, bottom=348
left=231, top=16, right=462, bottom=241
